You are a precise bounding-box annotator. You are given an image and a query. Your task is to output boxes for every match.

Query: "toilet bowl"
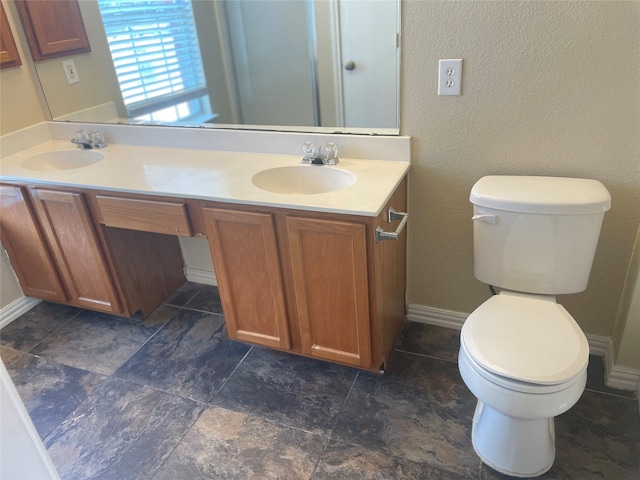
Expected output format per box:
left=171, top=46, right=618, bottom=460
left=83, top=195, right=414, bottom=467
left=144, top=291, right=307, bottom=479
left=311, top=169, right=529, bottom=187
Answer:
left=459, top=291, right=589, bottom=477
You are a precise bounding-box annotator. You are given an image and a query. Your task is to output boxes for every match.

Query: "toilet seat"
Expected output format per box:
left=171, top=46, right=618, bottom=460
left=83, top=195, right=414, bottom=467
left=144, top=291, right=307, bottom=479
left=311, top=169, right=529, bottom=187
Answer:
left=461, top=293, right=589, bottom=386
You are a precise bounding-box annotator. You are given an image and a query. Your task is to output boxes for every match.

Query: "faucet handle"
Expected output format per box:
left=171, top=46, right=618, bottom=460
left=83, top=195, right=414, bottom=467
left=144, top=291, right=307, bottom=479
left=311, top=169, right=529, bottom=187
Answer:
left=323, top=142, right=339, bottom=165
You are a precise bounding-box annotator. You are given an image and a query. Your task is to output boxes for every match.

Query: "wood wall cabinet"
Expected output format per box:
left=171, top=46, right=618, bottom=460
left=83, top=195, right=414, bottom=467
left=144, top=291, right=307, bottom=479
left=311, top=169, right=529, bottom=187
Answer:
left=0, top=185, right=65, bottom=301
left=15, top=0, right=90, bottom=62
left=0, top=4, right=22, bottom=69
left=202, top=178, right=408, bottom=371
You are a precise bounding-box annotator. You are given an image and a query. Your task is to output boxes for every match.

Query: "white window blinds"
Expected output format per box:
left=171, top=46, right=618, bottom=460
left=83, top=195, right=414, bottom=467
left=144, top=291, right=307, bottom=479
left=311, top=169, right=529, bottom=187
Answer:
left=97, top=0, right=209, bottom=120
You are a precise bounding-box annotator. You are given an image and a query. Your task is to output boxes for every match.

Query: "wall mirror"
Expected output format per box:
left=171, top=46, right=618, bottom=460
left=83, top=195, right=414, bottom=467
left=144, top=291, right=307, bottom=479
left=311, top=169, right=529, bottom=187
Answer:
left=31, top=0, right=400, bottom=135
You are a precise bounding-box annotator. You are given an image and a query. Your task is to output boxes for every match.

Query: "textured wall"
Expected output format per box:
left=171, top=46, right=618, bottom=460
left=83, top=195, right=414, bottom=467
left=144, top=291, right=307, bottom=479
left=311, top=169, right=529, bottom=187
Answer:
left=401, top=1, right=640, bottom=341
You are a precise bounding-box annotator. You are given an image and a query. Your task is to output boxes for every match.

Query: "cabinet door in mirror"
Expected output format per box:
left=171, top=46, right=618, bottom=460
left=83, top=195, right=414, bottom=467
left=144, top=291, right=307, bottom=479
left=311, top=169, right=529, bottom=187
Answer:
left=0, top=4, right=22, bottom=69
left=16, top=0, right=90, bottom=61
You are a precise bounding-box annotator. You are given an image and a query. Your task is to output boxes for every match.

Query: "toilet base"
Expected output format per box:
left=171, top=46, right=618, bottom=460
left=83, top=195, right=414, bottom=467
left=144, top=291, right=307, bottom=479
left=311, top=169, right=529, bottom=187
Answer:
left=472, top=400, right=555, bottom=478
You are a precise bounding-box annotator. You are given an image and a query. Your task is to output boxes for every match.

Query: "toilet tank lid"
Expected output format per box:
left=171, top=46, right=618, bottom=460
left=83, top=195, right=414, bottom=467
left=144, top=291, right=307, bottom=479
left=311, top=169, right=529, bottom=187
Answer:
left=470, top=176, right=611, bottom=214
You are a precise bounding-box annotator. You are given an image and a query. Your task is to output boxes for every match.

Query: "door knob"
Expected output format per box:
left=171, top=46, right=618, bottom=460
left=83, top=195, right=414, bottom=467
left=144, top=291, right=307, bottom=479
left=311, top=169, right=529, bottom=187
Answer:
left=344, top=60, right=356, bottom=71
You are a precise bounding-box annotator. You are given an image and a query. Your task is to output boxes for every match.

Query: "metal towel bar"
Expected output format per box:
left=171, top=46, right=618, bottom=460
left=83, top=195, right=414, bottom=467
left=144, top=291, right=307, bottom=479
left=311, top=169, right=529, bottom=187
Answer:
left=375, top=207, right=409, bottom=243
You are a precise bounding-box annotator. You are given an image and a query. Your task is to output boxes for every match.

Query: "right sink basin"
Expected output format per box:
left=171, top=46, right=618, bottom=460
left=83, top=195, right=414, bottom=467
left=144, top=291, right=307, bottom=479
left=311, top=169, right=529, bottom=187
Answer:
left=251, top=166, right=356, bottom=195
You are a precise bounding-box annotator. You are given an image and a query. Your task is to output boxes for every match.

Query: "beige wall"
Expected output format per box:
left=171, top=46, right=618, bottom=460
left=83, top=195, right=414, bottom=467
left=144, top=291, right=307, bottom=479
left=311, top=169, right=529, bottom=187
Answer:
left=1, top=1, right=639, bottom=369
left=401, top=1, right=640, bottom=355
left=0, top=1, right=49, bottom=135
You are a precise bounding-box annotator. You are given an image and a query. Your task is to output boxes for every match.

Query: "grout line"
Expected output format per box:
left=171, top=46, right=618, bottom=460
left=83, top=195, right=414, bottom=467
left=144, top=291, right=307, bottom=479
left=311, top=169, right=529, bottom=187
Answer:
left=147, top=398, right=209, bottom=479
left=324, top=370, right=360, bottom=438
left=209, top=345, right=254, bottom=402
left=25, top=306, right=84, bottom=356
left=393, top=347, right=459, bottom=364
left=109, top=307, right=181, bottom=376
left=584, top=386, right=637, bottom=401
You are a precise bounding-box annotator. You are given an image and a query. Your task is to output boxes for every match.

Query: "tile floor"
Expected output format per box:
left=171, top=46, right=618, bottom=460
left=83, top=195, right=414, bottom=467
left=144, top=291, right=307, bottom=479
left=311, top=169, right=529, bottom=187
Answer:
left=1, top=282, right=639, bottom=479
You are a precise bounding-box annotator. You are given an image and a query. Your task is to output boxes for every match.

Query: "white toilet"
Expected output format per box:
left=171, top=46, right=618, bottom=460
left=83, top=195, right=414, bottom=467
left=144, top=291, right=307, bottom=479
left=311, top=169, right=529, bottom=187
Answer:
left=458, top=175, right=611, bottom=478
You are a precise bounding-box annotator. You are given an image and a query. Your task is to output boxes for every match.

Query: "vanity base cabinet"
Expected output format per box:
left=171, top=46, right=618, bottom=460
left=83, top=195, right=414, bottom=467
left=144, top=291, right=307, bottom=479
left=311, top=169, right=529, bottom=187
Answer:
left=0, top=185, right=66, bottom=302
left=30, top=188, right=123, bottom=314
left=202, top=208, right=291, bottom=350
left=201, top=177, right=408, bottom=372
left=285, top=217, right=372, bottom=367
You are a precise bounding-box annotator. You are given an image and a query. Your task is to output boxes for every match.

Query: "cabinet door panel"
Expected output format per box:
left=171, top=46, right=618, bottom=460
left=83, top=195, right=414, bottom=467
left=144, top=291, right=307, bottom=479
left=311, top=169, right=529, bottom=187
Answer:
left=15, top=0, right=90, bottom=61
left=286, top=217, right=371, bottom=367
left=32, top=189, right=121, bottom=313
left=0, top=4, right=22, bottom=69
left=203, top=208, right=290, bottom=349
left=0, top=185, right=66, bottom=301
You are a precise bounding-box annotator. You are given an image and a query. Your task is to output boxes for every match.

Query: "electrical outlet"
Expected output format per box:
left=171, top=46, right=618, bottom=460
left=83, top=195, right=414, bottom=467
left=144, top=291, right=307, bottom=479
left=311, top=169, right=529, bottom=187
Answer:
left=62, top=59, right=80, bottom=84
left=438, top=59, right=462, bottom=96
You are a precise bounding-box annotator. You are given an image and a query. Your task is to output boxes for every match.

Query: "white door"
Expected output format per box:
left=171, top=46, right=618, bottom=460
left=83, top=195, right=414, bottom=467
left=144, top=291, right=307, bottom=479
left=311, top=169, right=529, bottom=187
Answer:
left=338, top=0, right=399, bottom=129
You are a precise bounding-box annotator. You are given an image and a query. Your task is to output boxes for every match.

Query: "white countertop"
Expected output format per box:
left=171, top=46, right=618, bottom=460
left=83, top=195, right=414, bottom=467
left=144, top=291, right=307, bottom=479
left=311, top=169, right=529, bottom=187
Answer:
left=0, top=140, right=409, bottom=217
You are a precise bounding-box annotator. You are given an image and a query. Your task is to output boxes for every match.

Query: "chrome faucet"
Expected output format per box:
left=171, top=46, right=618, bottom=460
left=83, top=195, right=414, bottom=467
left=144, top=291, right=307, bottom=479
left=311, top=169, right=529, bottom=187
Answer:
left=301, top=142, right=339, bottom=165
left=71, top=130, right=107, bottom=149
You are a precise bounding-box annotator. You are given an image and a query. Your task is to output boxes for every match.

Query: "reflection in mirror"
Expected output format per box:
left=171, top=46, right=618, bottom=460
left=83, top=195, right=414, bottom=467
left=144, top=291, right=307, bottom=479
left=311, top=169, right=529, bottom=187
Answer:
left=34, top=0, right=400, bottom=134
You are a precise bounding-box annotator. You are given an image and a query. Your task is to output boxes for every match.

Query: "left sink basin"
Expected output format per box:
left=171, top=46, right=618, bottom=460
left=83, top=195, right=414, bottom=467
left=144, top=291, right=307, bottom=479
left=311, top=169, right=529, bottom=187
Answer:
left=21, top=150, right=104, bottom=171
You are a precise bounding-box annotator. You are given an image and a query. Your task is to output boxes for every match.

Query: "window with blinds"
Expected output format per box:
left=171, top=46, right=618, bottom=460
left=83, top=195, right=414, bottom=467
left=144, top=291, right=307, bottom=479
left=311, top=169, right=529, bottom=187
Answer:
left=97, top=0, right=212, bottom=123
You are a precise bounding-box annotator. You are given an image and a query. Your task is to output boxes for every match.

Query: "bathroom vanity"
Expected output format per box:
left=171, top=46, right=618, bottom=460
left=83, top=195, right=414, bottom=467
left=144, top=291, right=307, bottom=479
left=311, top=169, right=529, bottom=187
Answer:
left=0, top=125, right=409, bottom=371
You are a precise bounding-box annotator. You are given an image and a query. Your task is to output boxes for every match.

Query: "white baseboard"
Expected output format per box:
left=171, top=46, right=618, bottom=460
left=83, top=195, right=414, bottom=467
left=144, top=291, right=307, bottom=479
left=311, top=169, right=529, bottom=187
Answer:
left=0, top=297, right=41, bottom=329
left=407, top=304, right=466, bottom=330
left=406, top=303, right=640, bottom=395
left=184, top=267, right=217, bottom=286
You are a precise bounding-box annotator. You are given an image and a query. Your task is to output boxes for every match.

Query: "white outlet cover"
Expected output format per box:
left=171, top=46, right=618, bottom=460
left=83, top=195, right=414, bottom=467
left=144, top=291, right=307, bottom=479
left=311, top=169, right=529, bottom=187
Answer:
left=438, top=59, right=462, bottom=96
left=62, top=59, right=80, bottom=84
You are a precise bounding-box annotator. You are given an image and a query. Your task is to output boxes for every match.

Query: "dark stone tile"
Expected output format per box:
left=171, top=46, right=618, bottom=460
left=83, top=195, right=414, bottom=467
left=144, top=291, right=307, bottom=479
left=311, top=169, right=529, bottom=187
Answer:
left=214, top=347, right=357, bottom=435
left=479, top=390, right=640, bottom=480
left=0, top=302, right=80, bottom=351
left=586, top=355, right=636, bottom=399
left=395, top=322, right=460, bottom=363
left=3, top=350, right=106, bottom=439
left=30, top=309, right=164, bottom=376
left=164, top=281, right=203, bottom=307
left=314, top=440, right=473, bottom=480
left=0, top=345, right=23, bottom=365
left=184, top=285, right=223, bottom=314
left=130, top=304, right=180, bottom=329
left=45, top=377, right=205, bottom=480
left=332, top=351, right=478, bottom=478
left=154, top=406, right=325, bottom=479
left=116, top=309, right=250, bottom=402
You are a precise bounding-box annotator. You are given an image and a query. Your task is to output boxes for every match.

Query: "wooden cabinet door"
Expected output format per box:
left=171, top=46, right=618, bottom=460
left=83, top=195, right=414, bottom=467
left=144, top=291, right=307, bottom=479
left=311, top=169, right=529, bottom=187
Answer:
left=31, top=189, right=121, bottom=314
left=0, top=185, right=66, bottom=301
left=203, top=207, right=290, bottom=350
left=286, top=217, right=371, bottom=367
left=15, top=0, right=90, bottom=61
left=0, top=4, right=22, bottom=69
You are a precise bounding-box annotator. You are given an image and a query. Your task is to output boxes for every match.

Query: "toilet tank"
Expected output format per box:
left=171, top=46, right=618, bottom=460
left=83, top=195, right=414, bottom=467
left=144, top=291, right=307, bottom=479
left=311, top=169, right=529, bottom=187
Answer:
left=470, top=176, right=611, bottom=295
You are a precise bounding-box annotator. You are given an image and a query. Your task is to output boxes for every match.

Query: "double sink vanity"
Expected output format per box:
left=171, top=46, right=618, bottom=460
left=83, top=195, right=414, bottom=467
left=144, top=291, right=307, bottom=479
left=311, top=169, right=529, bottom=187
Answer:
left=0, top=123, right=410, bottom=372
